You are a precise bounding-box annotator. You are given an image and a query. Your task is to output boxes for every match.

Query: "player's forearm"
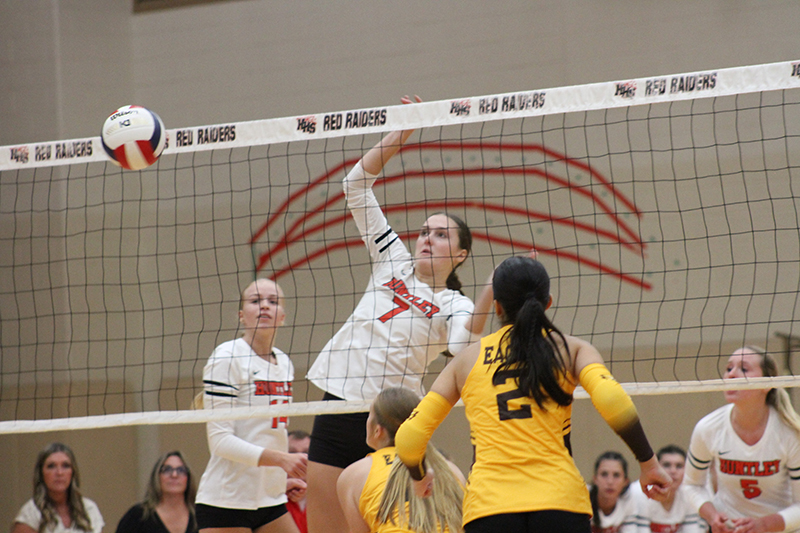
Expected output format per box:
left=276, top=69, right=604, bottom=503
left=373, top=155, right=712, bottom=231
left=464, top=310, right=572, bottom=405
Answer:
left=579, top=363, right=653, bottom=462
left=466, top=273, right=494, bottom=335
left=697, top=502, right=720, bottom=527
left=396, top=392, right=453, bottom=480
left=759, top=513, right=786, bottom=532
left=778, top=505, right=800, bottom=532
left=208, top=428, right=263, bottom=466
left=258, top=447, right=289, bottom=468
left=362, top=130, right=413, bottom=175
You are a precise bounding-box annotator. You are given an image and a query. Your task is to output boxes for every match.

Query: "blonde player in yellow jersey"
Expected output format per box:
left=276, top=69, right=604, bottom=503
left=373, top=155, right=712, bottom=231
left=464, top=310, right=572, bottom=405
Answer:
left=394, top=256, right=671, bottom=533
left=337, top=387, right=465, bottom=533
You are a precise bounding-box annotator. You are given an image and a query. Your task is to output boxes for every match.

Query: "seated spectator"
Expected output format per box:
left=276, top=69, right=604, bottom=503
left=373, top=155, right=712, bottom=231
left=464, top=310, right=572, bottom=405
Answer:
left=12, top=442, right=104, bottom=533
left=115, top=451, right=197, bottom=533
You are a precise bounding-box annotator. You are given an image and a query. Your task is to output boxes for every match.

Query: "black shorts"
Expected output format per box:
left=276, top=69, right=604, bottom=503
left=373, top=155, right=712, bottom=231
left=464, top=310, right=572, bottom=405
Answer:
left=307, top=392, right=372, bottom=469
left=195, top=503, right=288, bottom=530
left=464, top=510, right=591, bottom=533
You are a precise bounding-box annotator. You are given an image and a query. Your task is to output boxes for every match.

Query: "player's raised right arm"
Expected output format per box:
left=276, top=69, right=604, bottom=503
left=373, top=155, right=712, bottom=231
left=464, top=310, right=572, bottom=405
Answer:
left=361, top=95, right=421, bottom=175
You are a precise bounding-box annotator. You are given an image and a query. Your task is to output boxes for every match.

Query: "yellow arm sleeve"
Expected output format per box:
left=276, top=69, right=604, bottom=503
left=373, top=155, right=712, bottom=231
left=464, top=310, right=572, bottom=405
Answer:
left=395, top=392, right=453, bottom=480
left=579, top=363, right=638, bottom=429
left=580, top=363, right=653, bottom=462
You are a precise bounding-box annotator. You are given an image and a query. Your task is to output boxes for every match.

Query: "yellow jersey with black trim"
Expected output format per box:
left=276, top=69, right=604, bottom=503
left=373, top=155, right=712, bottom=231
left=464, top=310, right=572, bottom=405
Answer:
left=359, top=446, right=414, bottom=533
left=461, top=324, right=592, bottom=525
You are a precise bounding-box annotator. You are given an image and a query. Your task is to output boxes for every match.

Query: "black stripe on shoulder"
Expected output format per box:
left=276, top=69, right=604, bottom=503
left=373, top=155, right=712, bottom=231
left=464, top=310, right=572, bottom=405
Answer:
left=688, top=452, right=710, bottom=470
left=374, top=227, right=393, bottom=244
left=788, top=466, right=800, bottom=472
left=205, top=391, right=237, bottom=398
left=203, top=379, right=238, bottom=390
left=688, top=451, right=710, bottom=464
left=378, top=235, right=399, bottom=253
left=790, top=474, right=800, bottom=481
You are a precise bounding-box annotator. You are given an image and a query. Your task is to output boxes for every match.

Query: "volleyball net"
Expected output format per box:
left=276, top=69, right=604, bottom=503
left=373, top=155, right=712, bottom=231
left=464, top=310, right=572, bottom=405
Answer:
left=2, top=60, right=800, bottom=433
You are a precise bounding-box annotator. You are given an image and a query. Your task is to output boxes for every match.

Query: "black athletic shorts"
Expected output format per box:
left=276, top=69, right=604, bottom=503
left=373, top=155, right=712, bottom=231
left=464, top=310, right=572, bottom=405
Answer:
left=195, top=503, right=287, bottom=530
left=464, top=510, right=591, bottom=533
left=307, top=392, right=372, bottom=468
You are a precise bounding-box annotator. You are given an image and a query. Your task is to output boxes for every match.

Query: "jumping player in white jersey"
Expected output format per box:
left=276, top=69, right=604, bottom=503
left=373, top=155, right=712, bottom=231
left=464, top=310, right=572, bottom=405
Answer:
left=195, top=278, right=307, bottom=533
left=684, top=346, right=800, bottom=533
left=305, top=96, right=498, bottom=533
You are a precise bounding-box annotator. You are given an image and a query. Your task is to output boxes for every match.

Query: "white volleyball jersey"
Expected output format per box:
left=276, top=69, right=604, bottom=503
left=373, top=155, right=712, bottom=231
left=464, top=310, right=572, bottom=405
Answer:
left=307, top=161, right=477, bottom=401
left=684, top=404, right=800, bottom=531
left=629, top=482, right=707, bottom=533
left=592, top=486, right=638, bottom=533
left=196, top=338, right=294, bottom=510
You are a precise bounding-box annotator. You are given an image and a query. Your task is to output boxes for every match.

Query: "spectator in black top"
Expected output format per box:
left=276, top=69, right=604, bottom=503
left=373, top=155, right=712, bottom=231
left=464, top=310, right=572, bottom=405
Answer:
left=116, top=451, right=197, bottom=533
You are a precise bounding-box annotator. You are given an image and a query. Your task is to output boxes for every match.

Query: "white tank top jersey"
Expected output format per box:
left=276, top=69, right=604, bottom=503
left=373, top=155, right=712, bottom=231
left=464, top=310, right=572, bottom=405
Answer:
left=307, top=161, right=478, bottom=401
left=629, top=482, right=707, bottom=533
left=196, top=338, right=294, bottom=510
left=684, top=404, right=800, bottom=532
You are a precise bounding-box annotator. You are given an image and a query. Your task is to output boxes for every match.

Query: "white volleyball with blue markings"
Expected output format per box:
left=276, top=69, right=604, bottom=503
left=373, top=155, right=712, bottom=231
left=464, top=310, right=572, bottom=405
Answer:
left=101, top=105, right=166, bottom=170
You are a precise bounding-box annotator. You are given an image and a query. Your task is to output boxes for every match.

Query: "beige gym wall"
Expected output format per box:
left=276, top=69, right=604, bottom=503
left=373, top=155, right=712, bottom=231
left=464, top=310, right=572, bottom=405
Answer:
left=2, top=0, right=799, bottom=529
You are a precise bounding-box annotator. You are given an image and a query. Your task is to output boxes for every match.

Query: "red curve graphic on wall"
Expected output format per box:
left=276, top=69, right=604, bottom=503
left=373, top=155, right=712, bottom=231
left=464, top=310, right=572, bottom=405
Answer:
left=250, top=142, right=651, bottom=290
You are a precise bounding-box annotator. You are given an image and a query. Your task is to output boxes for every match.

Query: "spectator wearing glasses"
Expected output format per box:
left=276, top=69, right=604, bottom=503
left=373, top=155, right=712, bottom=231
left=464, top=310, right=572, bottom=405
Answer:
left=115, top=451, right=197, bottom=533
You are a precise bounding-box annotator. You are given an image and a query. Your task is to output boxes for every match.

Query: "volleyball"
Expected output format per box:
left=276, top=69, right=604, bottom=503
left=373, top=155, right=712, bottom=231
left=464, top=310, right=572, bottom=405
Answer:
left=101, top=105, right=166, bottom=170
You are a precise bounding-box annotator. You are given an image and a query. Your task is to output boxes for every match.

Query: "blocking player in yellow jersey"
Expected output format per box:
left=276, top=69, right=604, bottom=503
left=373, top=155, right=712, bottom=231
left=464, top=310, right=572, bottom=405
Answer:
left=337, top=387, right=465, bottom=533
left=394, top=256, right=671, bottom=533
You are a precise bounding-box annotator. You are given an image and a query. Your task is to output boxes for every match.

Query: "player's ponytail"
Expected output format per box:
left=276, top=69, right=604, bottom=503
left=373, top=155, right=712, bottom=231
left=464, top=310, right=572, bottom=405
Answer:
left=378, top=443, right=463, bottom=533
left=493, top=256, right=572, bottom=408
left=444, top=270, right=462, bottom=293
left=372, top=387, right=463, bottom=533
left=754, top=345, right=800, bottom=436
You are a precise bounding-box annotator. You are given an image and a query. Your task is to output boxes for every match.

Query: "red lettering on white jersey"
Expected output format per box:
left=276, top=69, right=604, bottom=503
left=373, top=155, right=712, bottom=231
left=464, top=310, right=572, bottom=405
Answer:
left=719, top=458, right=780, bottom=477
left=382, top=277, right=440, bottom=318
left=254, top=380, right=292, bottom=396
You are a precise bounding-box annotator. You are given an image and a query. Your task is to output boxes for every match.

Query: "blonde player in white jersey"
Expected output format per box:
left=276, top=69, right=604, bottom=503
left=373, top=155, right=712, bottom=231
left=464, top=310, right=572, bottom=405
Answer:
left=195, top=278, right=307, bottom=533
left=684, top=346, right=800, bottom=533
left=305, top=96, right=497, bottom=533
